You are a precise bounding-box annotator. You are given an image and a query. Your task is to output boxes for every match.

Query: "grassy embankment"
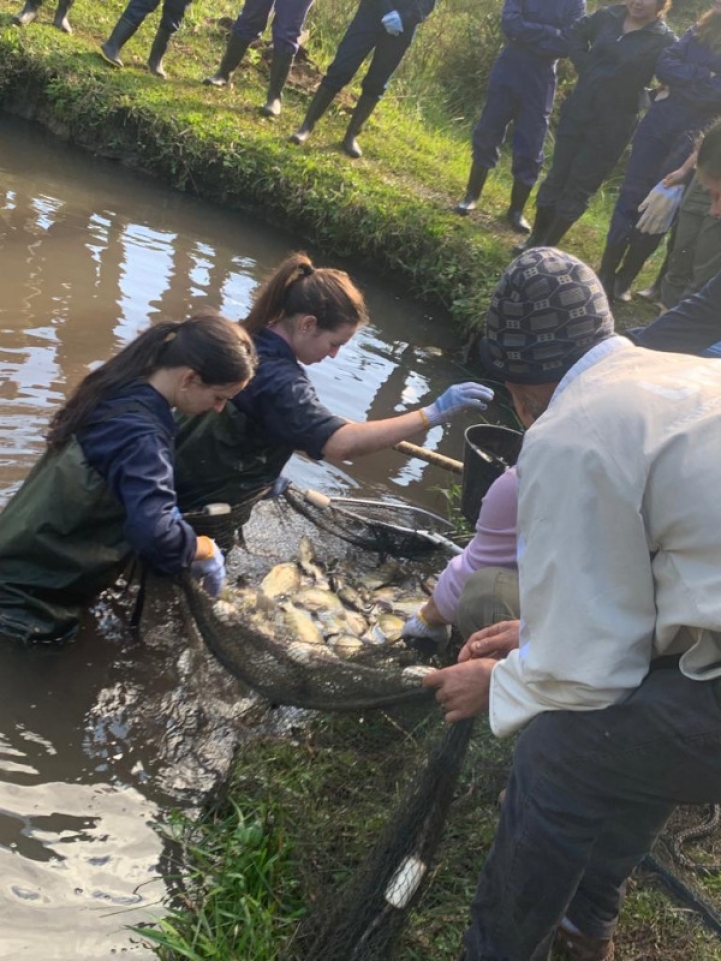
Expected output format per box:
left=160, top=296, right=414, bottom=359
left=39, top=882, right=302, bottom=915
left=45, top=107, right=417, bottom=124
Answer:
left=2, top=1, right=719, bottom=958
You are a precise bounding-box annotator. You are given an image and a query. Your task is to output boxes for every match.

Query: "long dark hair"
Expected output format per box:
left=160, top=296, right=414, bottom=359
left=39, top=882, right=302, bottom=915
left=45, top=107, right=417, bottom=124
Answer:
left=698, top=119, right=721, bottom=179
left=696, top=6, right=721, bottom=53
left=47, top=312, right=257, bottom=451
left=243, top=252, right=369, bottom=336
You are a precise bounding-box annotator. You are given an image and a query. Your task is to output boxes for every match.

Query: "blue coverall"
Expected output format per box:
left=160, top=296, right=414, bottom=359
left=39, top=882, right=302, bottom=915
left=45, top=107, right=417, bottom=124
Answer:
left=323, top=0, right=436, bottom=99
left=606, top=26, right=721, bottom=245
left=123, top=0, right=191, bottom=33
left=472, top=0, right=585, bottom=187
left=231, top=0, right=314, bottom=56
left=536, top=5, right=675, bottom=222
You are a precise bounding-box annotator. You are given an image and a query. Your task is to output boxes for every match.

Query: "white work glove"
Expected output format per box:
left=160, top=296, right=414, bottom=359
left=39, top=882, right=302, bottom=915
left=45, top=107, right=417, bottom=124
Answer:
left=636, top=182, right=685, bottom=235
left=401, top=609, right=451, bottom=651
left=422, top=382, right=494, bottom=428
left=381, top=10, right=404, bottom=34
left=190, top=538, right=226, bottom=597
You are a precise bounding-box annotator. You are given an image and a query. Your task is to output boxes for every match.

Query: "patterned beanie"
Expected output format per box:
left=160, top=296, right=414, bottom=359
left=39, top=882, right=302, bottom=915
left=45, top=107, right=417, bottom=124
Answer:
left=479, top=248, right=614, bottom=384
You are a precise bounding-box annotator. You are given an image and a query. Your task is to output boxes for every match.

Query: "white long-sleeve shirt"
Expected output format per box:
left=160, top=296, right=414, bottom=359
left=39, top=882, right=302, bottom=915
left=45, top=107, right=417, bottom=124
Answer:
left=490, top=336, right=721, bottom=738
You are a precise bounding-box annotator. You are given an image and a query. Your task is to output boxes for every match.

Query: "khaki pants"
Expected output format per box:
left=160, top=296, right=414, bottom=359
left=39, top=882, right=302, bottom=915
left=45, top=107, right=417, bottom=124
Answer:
left=455, top=567, right=520, bottom=641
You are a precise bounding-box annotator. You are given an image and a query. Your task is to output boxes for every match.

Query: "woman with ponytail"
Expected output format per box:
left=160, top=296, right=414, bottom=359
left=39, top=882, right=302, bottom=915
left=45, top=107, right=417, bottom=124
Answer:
left=0, top=313, right=257, bottom=644
left=173, top=252, right=493, bottom=519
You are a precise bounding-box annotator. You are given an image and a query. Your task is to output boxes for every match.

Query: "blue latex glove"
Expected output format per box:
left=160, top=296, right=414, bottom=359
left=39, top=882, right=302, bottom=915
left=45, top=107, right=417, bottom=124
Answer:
left=401, top=610, right=451, bottom=651
left=191, top=539, right=226, bottom=597
left=636, top=182, right=685, bottom=235
left=171, top=505, right=183, bottom=520
left=264, top=475, right=292, bottom=499
left=422, top=382, right=494, bottom=427
left=381, top=10, right=404, bottom=34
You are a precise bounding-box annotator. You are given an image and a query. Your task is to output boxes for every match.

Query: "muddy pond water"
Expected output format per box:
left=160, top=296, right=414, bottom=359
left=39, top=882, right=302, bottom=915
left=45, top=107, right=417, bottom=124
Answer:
left=0, top=114, right=499, bottom=958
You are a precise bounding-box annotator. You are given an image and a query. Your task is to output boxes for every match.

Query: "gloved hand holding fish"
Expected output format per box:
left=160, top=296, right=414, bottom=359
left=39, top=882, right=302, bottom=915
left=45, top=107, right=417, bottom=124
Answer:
left=422, top=382, right=494, bottom=428
left=401, top=609, right=451, bottom=651
left=191, top=536, right=226, bottom=597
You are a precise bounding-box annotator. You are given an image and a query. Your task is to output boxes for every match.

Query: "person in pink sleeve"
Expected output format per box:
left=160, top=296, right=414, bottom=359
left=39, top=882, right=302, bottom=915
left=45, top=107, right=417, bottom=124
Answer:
left=401, top=465, right=521, bottom=654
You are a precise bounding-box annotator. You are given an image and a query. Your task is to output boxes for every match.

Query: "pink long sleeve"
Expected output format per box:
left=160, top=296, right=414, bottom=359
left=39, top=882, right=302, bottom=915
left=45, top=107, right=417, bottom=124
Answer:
left=433, top=467, right=518, bottom=624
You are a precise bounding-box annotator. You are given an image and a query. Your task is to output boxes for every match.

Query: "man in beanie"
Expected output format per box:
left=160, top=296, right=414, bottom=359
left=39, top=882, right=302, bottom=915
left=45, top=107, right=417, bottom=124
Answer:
left=424, top=247, right=721, bottom=961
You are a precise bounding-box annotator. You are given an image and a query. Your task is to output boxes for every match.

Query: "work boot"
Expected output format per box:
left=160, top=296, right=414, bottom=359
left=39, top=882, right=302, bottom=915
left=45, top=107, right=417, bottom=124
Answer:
left=597, top=239, right=627, bottom=299
left=289, top=84, right=337, bottom=145
left=514, top=204, right=555, bottom=254
left=12, top=0, right=40, bottom=26
left=506, top=179, right=532, bottom=233
left=100, top=17, right=139, bottom=68
left=147, top=25, right=172, bottom=79
left=202, top=33, right=251, bottom=87
left=613, top=231, right=664, bottom=303
left=261, top=49, right=294, bottom=118
left=454, top=161, right=488, bottom=216
left=52, top=0, right=72, bottom=33
left=342, top=93, right=380, bottom=159
left=555, top=924, right=615, bottom=960
left=545, top=214, right=576, bottom=248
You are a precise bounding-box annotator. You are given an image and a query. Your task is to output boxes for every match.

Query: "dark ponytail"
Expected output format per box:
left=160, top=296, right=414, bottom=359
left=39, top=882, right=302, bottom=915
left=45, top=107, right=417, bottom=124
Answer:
left=243, top=252, right=369, bottom=336
left=47, top=312, right=257, bottom=451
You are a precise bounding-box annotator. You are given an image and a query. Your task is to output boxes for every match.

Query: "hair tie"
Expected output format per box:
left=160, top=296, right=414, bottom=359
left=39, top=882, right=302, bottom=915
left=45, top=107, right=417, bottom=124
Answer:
left=298, top=263, right=314, bottom=278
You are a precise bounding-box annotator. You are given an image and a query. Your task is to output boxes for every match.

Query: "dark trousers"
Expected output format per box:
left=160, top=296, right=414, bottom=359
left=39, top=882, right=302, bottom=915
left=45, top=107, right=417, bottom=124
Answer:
left=661, top=175, right=721, bottom=308
left=606, top=103, right=701, bottom=246
left=463, top=665, right=721, bottom=960
left=323, top=0, right=416, bottom=98
left=472, top=49, right=556, bottom=187
left=536, top=106, right=636, bottom=222
left=232, top=0, right=315, bottom=55
left=122, top=0, right=191, bottom=32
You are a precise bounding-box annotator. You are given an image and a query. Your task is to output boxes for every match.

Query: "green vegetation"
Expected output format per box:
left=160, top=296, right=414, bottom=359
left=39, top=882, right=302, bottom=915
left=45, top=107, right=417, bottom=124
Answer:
left=0, top=0, right=703, bottom=335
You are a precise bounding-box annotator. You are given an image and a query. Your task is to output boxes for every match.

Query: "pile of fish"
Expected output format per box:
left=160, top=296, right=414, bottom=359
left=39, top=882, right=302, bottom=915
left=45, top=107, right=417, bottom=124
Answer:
left=213, top=536, right=432, bottom=664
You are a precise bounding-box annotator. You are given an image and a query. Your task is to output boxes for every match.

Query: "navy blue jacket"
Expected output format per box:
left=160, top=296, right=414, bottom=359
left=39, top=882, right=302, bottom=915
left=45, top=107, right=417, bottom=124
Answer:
left=630, top=271, right=721, bottom=355
left=77, top=382, right=196, bottom=574
left=501, top=0, right=586, bottom=61
left=655, top=26, right=721, bottom=119
left=567, top=5, right=675, bottom=118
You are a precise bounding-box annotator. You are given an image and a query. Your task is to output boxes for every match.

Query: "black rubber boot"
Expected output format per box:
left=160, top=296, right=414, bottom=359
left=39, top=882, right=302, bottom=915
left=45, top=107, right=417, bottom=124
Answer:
left=52, top=0, right=72, bottom=33
left=597, top=240, right=627, bottom=299
left=614, top=232, right=664, bottom=303
left=148, top=25, right=172, bottom=79
left=261, top=50, right=294, bottom=118
left=100, top=17, right=139, bottom=68
left=342, top=93, right=379, bottom=159
left=12, top=0, right=40, bottom=26
left=202, top=33, right=251, bottom=87
left=514, top=204, right=555, bottom=253
left=289, top=84, right=337, bottom=145
left=506, top=179, right=533, bottom=234
left=454, top=161, right=488, bottom=216
left=544, top=214, right=576, bottom=248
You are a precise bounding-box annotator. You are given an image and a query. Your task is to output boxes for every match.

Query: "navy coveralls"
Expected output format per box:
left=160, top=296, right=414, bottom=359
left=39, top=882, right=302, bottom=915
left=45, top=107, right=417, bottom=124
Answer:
left=231, top=0, right=314, bottom=56
left=472, top=0, right=586, bottom=187
left=323, top=0, right=436, bottom=99
left=122, top=0, right=191, bottom=33
left=536, top=5, right=675, bottom=222
left=606, top=26, right=721, bottom=245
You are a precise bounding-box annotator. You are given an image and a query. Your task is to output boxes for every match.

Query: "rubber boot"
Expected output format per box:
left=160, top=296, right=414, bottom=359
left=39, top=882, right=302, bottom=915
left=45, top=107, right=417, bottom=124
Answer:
left=454, top=161, right=488, bottom=216
left=289, top=84, right=337, bottom=145
left=514, top=204, right=555, bottom=254
left=544, top=214, right=576, bottom=248
left=261, top=50, right=294, bottom=118
left=52, top=0, right=72, bottom=33
left=506, top=179, right=532, bottom=234
left=614, top=232, right=664, bottom=303
left=147, top=25, right=172, bottom=79
left=100, top=17, right=139, bottom=68
left=597, top=240, right=627, bottom=300
left=12, top=0, right=40, bottom=26
left=342, top=93, right=379, bottom=159
left=202, top=33, right=251, bottom=87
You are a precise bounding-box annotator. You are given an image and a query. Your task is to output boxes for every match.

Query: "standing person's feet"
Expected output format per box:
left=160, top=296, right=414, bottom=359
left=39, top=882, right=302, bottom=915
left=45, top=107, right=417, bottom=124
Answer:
left=12, top=1, right=39, bottom=26
left=555, top=921, right=615, bottom=960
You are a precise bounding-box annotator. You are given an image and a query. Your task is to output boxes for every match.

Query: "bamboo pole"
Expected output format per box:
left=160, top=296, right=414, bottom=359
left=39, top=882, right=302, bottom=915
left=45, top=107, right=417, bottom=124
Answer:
left=393, top=441, right=463, bottom=474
